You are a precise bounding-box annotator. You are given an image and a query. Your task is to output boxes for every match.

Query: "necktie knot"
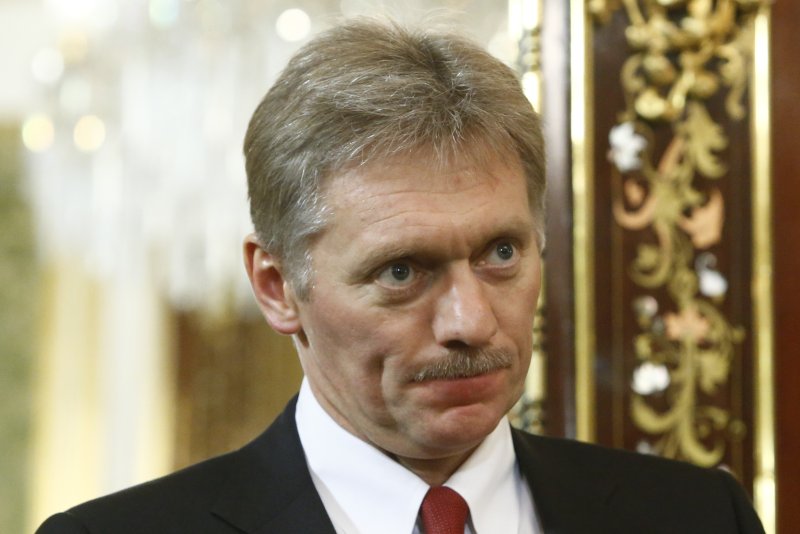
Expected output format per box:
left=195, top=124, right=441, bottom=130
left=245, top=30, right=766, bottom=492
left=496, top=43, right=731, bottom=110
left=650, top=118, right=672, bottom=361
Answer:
left=420, top=486, right=470, bottom=534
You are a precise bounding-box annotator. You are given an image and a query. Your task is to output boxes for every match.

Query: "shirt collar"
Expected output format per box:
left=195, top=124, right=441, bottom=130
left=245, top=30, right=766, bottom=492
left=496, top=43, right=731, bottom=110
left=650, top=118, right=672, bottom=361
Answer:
left=295, top=378, right=522, bottom=534
left=445, top=413, right=521, bottom=534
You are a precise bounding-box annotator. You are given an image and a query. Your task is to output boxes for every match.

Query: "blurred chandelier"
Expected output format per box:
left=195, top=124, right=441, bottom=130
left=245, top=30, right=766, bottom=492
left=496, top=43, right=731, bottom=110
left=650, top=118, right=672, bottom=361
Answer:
left=23, top=0, right=514, bottom=313
left=23, top=0, right=323, bottom=313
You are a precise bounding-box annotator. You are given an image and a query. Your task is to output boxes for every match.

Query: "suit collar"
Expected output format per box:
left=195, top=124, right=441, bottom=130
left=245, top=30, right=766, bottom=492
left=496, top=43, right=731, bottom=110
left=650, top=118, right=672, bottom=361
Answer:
left=210, top=395, right=336, bottom=534
left=512, top=429, right=618, bottom=533
left=208, top=398, right=617, bottom=534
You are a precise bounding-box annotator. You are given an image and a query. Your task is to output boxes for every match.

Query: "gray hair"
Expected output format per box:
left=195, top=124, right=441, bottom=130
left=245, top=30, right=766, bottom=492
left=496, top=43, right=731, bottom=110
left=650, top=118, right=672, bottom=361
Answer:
left=244, top=18, right=545, bottom=299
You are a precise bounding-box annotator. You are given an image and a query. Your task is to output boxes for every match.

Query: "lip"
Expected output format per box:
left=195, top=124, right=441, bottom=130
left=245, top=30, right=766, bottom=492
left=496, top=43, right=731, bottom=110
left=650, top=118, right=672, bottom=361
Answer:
left=411, top=368, right=507, bottom=406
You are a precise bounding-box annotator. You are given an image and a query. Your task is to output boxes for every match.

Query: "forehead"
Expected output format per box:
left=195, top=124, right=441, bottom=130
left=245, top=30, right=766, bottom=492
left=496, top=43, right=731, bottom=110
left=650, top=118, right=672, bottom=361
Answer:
left=318, top=149, right=534, bottom=249
left=323, top=146, right=528, bottom=205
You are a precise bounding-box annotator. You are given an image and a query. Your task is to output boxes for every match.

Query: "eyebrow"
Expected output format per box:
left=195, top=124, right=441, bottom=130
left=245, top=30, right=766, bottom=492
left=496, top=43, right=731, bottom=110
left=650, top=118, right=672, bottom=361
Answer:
left=349, top=244, right=418, bottom=282
left=349, top=215, right=536, bottom=281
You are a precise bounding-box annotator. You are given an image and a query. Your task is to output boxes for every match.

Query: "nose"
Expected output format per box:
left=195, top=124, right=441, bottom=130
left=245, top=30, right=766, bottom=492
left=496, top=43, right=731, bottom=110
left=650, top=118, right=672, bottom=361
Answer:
left=432, top=263, right=498, bottom=348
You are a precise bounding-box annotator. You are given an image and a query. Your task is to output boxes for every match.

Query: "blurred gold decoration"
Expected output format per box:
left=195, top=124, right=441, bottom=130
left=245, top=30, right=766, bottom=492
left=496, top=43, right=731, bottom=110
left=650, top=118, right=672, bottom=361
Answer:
left=0, top=124, right=38, bottom=534
left=592, top=0, right=760, bottom=122
left=596, top=0, right=766, bottom=466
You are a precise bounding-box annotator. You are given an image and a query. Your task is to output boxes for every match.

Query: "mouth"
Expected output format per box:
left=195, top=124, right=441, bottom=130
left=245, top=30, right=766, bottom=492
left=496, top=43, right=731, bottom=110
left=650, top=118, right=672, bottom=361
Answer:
left=410, top=366, right=509, bottom=406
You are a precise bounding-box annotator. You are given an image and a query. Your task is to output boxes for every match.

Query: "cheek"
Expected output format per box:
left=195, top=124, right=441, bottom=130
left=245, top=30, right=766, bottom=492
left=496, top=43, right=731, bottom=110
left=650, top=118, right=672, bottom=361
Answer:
left=303, top=296, right=402, bottom=375
left=497, top=276, right=540, bottom=346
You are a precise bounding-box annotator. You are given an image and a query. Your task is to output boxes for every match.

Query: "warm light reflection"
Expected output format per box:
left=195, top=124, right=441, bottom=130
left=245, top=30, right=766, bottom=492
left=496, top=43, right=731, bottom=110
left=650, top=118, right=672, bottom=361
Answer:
left=275, top=8, right=311, bottom=42
left=22, top=114, right=56, bottom=153
left=58, top=30, right=89, bottom=64
left=521, top=72, right=541, bottom=112
left=73, top=115, right=106, bottom=152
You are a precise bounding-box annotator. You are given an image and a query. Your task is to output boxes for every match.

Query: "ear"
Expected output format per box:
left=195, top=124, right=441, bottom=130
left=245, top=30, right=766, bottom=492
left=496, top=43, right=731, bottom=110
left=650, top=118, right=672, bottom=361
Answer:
left=243, top=234, right=302, bottom=335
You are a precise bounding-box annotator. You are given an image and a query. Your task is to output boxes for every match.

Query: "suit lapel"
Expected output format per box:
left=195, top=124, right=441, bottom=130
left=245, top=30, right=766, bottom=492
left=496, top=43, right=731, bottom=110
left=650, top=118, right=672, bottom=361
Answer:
left=208, top=400, right=619, bottom=533
left=210, top=396, right=337, bottom=534
left=512, top=429, right=618, bottom=533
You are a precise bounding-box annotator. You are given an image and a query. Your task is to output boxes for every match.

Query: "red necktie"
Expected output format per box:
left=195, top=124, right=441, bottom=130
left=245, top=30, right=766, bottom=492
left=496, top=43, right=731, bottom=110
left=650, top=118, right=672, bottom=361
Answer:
left=420, top=486, right=470, bottom=534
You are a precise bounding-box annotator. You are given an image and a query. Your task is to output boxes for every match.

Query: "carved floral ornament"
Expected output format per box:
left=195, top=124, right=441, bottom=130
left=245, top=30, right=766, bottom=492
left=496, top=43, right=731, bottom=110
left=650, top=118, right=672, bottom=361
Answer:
left=591, top=0, right=767, bottom=467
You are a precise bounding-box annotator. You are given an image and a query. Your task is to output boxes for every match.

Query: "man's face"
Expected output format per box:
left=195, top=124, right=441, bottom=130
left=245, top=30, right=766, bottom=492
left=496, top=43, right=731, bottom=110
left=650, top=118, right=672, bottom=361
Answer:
left=292, top=149, right=542, bottom=465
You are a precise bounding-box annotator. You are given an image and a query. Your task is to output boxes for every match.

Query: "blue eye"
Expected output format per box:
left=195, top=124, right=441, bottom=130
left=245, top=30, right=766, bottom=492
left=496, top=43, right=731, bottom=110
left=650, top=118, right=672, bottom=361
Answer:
left=496, top=243, right=514, bottom=260
left=389, top=263, right=410, bottom=281
left=486, top=241, right=516, bottom=264
left=377, top=262, right=416, bottom=287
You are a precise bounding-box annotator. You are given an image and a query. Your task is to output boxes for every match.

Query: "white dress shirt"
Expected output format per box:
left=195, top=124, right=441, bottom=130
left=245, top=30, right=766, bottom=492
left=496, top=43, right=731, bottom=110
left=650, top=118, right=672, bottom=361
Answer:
left=295, top=379, right=542, bottom=534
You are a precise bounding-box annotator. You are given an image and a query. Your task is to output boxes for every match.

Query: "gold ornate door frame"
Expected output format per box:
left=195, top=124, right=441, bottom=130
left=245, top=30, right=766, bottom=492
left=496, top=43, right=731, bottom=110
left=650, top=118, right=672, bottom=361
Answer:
left=563, top=0, right=775, bottom=529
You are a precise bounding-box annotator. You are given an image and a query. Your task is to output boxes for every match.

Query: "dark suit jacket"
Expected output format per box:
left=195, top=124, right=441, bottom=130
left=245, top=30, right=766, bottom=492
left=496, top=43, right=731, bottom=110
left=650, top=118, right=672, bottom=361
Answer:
left=37, top=396, right=765, bottom=533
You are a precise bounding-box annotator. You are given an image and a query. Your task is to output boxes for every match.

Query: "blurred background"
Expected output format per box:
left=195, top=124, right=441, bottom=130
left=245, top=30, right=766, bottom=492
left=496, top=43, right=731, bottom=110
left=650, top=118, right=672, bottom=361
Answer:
left=0, top=1, right=512, bottom=531
left=1, top=1, right=798, bottom=533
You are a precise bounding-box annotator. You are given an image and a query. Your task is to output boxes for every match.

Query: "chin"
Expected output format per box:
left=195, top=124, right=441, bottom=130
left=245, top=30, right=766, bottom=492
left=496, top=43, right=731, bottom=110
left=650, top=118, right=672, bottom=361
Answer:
left=425, top=404, right=506, bottom=446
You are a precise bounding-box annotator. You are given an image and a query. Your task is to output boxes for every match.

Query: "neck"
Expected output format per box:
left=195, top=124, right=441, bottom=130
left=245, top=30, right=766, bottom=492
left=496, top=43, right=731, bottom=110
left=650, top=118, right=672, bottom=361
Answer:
left=391, top=448, right=478, bottom=486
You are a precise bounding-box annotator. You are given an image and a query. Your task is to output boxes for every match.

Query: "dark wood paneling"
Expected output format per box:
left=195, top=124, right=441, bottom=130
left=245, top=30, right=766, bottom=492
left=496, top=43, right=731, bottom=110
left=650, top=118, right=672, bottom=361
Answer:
left=540, top=2, right=793, bottom=527
left=590, top=9, right=632, bottom=452
left=771, top=1, right=800, bottom=530
left=174, top=311, right=302, bottom=467
left=587, top=6, right=756, bottom=489
left=541, top=0, right=575, bottom=438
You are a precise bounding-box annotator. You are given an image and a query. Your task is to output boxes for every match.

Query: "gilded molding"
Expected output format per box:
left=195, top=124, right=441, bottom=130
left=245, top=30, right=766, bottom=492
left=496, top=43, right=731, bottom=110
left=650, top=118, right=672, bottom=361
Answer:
left=508, top=0, right=547, bottom=434
left=750, top=8, right=775, bottom=532
left=593, top=0, right=768, bottom=466
left=573, top=0, right=597, bottom=443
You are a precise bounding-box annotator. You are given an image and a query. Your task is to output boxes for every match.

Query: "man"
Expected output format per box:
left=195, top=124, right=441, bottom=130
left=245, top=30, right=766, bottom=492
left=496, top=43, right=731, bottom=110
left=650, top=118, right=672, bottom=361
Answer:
left=38, top=18, right=764, bottom=534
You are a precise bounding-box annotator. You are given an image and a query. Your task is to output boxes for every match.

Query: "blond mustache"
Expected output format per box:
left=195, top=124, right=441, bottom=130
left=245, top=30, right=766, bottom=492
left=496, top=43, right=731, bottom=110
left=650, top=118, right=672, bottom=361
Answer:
left=411, top=348, right=513, bottom=382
